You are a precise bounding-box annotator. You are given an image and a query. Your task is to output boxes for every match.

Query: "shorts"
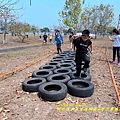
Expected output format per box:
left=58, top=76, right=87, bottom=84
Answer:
left=56, top=44, right=61, bottom=48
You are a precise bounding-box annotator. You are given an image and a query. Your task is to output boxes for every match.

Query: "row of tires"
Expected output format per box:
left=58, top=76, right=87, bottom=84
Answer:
left=22, top=50, right=94, bottom=102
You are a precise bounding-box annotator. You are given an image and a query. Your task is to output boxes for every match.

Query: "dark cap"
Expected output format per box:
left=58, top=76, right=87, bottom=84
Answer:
left=56, top=30, right=60, bottom=32
left=82, top=29, right=90, bottom=36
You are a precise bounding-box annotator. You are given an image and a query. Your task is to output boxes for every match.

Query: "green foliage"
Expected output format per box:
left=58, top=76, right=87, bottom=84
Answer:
left=80, top=4, right=114, bottom=35
left=31, top=25, right=37, bottom=33
left=40, top=27, right=50, bottom=33
left=59, top=0, right=83, bottom=31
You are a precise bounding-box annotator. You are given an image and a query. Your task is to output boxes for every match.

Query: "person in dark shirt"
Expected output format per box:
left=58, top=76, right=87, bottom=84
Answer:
left=69, top=32, right=77, bottom=51
left=43, top=33, right=48, bottom=44
left=73, top=29, right=93, bottom=77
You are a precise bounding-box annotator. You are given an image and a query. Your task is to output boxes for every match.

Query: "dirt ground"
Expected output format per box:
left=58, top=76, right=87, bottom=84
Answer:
left=0, top=34, right=120, bottom=120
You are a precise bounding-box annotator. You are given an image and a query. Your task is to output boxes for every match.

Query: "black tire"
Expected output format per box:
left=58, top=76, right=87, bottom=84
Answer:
left=38, top=82, right=67, bottom=101
left=61, top=51, right=69, bottom=54
left=68, top=54, right=75, bottom=57
left=62, top=59, right=75, bottom=64
left=69, top=52, right=76, bottom=55
left=47, top=73, right=70, bottom=84
left=64, top=56, right=75, bottom=60
left=59, top=54, right=68, bottom=57
left=69, top=71, right=91, bottom=82
left=46, top=61, right=60, bottom=66
left=54, top=68, right=72, bottom=75
left=71, top=67, right=76, bottom=71
left=22, top=78, right=46, bottom=92
left=51, top=59, right=63, bottom=62
left=57, top=63, right=74, bottom=69
left=39, top=65, right=56, bottom=71
left=53, top=56, right=65, bottom=59
left=67, top=79, right=94, bottom=97
left=71, top=67, right=90, bottom=73
left=32, top=69, right=53, bottom=78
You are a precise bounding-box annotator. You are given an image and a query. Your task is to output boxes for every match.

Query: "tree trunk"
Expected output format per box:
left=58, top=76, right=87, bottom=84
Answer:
left=2, top=32, right=6, bottom=44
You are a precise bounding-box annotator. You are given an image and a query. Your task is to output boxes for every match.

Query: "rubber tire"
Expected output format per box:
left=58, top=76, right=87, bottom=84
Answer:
left=47, top=73, right=70, bottom=84
left=53, top=56, right=65, bottom=59
left=38, top=82, right=67, bottom=102
left=51, top=59, right=63, bottom=63
left=72, top=67, right=90, bottom=73
left=32, top=69, right=53, bottom=78
left=39, top=65, right=56, bottom=71
left=67, top=79, right=94, bottom=97
left=62, top=59, right=75, bottom=64
left=64, top=56, right=75, bottom=60
left=22, top=78, right=46, bottom=92
left=69, top=71, right=91, bottom=82
left=59, top=54, right=68, bottom=57
left=57, top=63, right=74, bottom=69
left=46, top=61, right=60, bottom=66
left=54, top=68, right=72, bottom=75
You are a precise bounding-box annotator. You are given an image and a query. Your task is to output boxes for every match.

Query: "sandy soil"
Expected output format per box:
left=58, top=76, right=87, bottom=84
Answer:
left=0, top=34, right=120, bottom=120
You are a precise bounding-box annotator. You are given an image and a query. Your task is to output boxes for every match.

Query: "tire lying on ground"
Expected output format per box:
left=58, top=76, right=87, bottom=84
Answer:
left=38, top=82, right=67, bottom=102
left=54, top=68, right=72, bottom=75
left=39, top=65, right=56, bottom=71
left=47, top=73, right=70, bottom=84
left=59, top=54, right=68, bottom=57
left=64, top=57, right=75, bottom=60
left=69, top=71, right=91, bottom=82
left=67, top=79, right=94, bottom=97
left=22, top=78, right=46, bottom=92
left=62, top=59, right=75, bottom=64
left=72, top=67, right=90, bottom=73
left=46, top=61, right=60, bottom=66
left=32, top=69, right=53, bottom=78
left=53, top=56, right=65, bottom=59
left=51, top=59, right=63, bottom=63
left=57, top=63, right=74, bottom=69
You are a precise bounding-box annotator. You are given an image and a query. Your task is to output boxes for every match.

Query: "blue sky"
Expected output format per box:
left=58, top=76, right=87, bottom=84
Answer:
left=17, top=0, right=119, bottom=28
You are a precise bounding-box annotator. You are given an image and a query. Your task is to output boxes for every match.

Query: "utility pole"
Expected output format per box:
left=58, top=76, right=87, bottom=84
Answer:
left=117, top=14, right=120, bottom=30
left=30, top=0, right=31, bottom=6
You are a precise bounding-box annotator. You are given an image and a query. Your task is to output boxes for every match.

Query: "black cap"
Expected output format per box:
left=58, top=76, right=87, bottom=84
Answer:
left=82, top=29, right=90, bottom=36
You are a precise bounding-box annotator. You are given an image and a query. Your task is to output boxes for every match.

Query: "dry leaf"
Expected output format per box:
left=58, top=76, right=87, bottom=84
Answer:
left=0, top=107, right=3, bottom=113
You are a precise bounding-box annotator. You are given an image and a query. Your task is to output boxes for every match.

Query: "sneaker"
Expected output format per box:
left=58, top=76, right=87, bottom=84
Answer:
left=79, top=73, right=82, bottom=78
left=84, top=71, right=88, bottom=76
left=84, top=68, right=88, bottom=75
left=118, top=62, right=120, bottom=66
left=111, top=60, right=115, bottom=63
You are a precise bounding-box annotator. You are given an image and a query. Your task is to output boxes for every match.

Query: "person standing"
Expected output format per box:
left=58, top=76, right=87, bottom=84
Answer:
left=53, top=30, right=64, bottom=54
left=39, top=34, right=42, bottom=40
left=73, top=29, right=93, bottom=77
left=69, top=32, right=74, bottom=50
left=43, top=33, right=48, bottom=44
left=49, top=34, right=53, bottom=42
left=107, top=28, right=120, bottom=66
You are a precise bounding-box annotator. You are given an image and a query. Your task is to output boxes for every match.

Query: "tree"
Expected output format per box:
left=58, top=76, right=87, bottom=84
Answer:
left=31, top=25, right=37, bottom=35
left=40, top=27, right=50, bottom=33
left=0, top=7, right=19, bottom=43
left=59, top=0, right=84, bottom=32
left=23, top=23, right=31, bottom=34
left=0, top=0, right=22, bottom=44
left=80, top=4, right=114, bottom=38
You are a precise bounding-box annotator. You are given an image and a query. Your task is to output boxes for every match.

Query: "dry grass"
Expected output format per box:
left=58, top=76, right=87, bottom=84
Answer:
left=0, top=35, right=120, bottom=120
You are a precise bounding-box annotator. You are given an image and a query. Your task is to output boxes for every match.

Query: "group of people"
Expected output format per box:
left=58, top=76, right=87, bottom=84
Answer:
left=40, top=30, right=64, bottom=54
left=40, top=33, right=53, bottom=44
left=68, top=30, right=93, bottom=77
left=51, top=29, right=93, bottom=77
left=39, top=28, right=120, bottom=78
